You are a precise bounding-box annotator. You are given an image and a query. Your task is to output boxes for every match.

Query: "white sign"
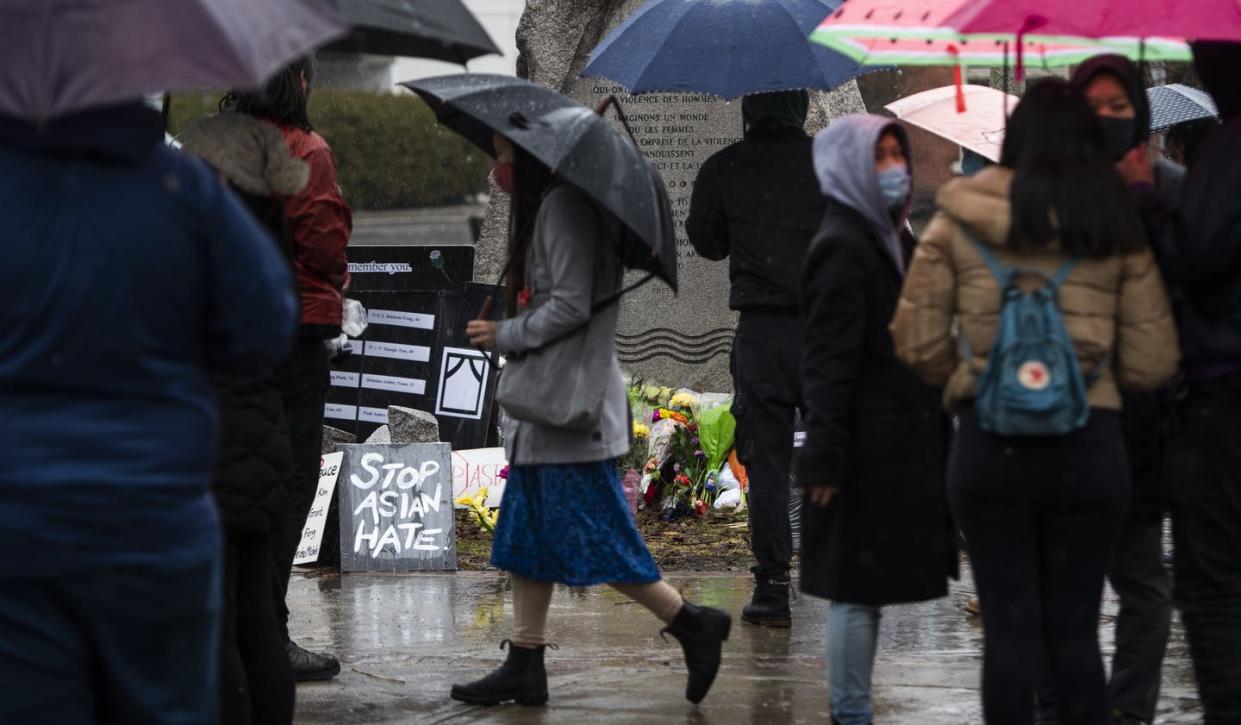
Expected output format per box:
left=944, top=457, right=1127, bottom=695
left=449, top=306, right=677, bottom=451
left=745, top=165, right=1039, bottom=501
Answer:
left=331, top=371, right=361, bottom=388
left=361, top=373, right=427, bottom=396
left=451, top=448, right=508, bottom=508
left=325, top=403, right=357, bottom=421
left=435, top=347, right=490, bottom=420
left=364, top=340, right=431, bottom=363
left=367, top=308, right=435, bottom=330
left=293, top=452, right=344, bottom=565
left=358, top=406, right=389, bottom=424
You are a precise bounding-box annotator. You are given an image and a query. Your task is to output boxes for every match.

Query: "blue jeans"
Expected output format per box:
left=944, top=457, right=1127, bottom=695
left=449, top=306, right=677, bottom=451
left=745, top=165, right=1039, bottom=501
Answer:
left=828, top=602, right=882, bottom=725
left=0, top=554, right=222, bottom=725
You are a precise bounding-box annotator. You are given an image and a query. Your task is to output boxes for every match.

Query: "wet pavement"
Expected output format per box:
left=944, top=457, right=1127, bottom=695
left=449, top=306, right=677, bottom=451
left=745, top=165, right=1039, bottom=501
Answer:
left=288, top=567, right=1202, bottom=723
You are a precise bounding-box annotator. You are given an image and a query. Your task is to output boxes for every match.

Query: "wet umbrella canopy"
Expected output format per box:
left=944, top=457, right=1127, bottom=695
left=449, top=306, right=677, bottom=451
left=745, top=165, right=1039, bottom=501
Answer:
left=582, top=0, right=879, bottom=100
left=1147, top=84, right=1219, bottom=133
left=320, top=0, right=501, bottom=63
left=401, top=74, right=677, bottom=292
left=0, top=0, right=346, bottom=120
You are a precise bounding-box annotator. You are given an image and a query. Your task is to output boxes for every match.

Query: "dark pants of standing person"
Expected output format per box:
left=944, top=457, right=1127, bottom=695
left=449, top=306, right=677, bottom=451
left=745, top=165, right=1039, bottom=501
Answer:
left=222, top=530, right=295, bottom=725
left=950, top=408, right=1129, bottom=725
left=732, top=311, right=802, bottom=580
left=1106, top=505, right=1172, bottom=722
left=1034, top=495, right=1173, bottom=725
left=1166, top=372, right=1241, bottom=724
left=272, top=336, right=330, bottom=639
left=0, top=556, right=220, bottom=725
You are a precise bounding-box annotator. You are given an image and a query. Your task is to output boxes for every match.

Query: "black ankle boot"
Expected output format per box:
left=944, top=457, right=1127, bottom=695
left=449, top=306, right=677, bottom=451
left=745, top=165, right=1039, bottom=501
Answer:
left=449, top=640, right=551, bottom=706
left=661, top=601, right=732, bottom=704
left=741, top=575, right=791, bottom=627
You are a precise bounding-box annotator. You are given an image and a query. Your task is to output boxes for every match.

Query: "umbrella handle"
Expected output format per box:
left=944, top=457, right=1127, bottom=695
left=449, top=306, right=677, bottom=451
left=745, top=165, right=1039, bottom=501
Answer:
left=596, top=95, right=640, bottom=147
left=478, top=295, right=495, bottom=320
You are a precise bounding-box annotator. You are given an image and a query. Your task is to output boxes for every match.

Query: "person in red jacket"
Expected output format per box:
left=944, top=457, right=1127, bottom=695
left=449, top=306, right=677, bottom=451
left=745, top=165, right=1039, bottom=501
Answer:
left=223, top=56, right=352, bottom=682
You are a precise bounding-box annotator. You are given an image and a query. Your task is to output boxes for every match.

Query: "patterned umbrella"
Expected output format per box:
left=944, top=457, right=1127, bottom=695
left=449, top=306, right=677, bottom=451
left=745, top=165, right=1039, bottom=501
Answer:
left=943, top=0, right=1241, bottom=43
left=811, top=0, right=1191, bottom=69
left=1147, top=84, right=1219, bottom=133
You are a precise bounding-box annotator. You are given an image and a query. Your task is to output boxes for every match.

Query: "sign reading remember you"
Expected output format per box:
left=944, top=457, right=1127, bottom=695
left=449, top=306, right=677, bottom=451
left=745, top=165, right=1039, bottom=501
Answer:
left=293, top=452, right=344, bottom=565
left=338, top=443, right=457, bottom=572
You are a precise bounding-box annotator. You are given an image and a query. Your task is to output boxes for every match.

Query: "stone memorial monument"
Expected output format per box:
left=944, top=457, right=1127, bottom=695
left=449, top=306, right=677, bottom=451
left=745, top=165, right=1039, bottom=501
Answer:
left=473, top=0, right=868, bottom=391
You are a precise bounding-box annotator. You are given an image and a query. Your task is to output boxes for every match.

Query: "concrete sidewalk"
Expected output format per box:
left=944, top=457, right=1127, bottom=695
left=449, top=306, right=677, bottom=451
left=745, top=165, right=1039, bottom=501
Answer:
left=288, top=570, right=1202, bottom=723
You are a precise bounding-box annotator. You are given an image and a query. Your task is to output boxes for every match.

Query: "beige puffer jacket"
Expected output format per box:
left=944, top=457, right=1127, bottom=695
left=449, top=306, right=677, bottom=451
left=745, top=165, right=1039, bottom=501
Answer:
left=891, top=166, right=1179, bottom=411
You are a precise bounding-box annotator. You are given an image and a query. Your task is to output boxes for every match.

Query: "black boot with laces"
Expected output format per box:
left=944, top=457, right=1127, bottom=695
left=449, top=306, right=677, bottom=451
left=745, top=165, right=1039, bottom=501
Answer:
left=450, top=640, right=552, bottom=706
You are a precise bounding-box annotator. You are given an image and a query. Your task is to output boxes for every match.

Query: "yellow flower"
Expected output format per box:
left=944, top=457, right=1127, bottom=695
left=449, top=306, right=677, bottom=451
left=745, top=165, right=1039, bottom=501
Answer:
left=633, top=421, right=650, bottom=438
left=669, top=392, right=699, bottom=410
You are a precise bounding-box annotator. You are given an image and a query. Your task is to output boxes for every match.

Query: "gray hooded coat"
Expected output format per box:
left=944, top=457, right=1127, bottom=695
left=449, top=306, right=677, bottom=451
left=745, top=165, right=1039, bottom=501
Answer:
left=796, top=115, right=957, bottom=605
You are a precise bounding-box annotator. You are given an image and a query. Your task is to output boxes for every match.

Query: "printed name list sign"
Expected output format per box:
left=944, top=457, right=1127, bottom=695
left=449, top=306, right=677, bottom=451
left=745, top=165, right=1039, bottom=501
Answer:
left=338, top=443, right=457, bottom=572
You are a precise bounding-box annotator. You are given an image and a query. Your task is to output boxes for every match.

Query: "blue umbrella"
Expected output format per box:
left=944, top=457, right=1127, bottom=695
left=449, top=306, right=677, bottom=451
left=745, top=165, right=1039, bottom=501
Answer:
left=582, top=0, right=881, bottom=100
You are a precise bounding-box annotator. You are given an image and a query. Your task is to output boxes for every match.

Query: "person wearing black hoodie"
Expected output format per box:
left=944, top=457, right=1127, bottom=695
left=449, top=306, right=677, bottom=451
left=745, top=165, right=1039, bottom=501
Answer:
left=1063, top=55, right=1181, bottom=725
left=687, top=90, right=826, bottom=627
left=1149, top=41, right=1241, bottom=724
left=180, top=113, right=310, bottom=725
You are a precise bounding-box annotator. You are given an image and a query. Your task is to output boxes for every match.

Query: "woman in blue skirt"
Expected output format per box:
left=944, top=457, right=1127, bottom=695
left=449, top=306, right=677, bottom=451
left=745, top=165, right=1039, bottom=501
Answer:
left=456, top=133, right=732, bottom=707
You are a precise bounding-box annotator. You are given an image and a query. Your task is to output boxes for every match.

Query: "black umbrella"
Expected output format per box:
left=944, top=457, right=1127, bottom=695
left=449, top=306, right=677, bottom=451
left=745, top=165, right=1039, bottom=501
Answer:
left=400, top=74, right=677, bottom=292
left=322, top=0, right=501, bottom=63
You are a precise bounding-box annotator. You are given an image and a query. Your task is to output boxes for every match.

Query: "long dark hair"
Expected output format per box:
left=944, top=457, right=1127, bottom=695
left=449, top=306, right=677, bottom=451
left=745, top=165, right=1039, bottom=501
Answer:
left=504, top=145, right=554, bottom=316
left=220, top=56, right=316, bottom=132
left=1000, top=79, right=1146, bottom=258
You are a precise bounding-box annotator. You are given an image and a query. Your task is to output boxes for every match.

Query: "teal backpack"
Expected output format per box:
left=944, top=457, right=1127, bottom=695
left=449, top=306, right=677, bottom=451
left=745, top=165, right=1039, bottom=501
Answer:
left=961, top=233, right=1095, bottom=436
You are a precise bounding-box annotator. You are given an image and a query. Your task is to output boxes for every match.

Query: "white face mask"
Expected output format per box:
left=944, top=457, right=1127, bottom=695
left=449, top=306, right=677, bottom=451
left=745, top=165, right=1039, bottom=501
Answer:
left=877, top=166, right=910, bottom=209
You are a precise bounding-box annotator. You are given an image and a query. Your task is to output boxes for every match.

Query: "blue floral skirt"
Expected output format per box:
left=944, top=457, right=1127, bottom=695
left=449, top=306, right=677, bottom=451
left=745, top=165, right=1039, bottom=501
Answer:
left=490, top=460, right=661, bottom=586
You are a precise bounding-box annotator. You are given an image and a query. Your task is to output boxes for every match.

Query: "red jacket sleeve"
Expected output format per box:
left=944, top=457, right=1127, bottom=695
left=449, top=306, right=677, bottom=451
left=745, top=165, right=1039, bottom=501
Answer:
left=286, top=141, right=352, bottom=297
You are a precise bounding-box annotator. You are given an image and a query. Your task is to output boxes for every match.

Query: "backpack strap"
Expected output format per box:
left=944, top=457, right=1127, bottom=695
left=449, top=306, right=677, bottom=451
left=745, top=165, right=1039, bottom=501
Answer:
left=1048, top=258, right=1080, bottom=290
left=964, top=230, right=1011, bottom=286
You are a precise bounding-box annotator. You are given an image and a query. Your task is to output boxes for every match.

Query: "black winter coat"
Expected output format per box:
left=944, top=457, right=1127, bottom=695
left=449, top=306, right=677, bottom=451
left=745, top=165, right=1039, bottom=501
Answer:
left=211, top=193, right=295, bottom=533
left=686, top=125, right=826, bottom=311
left=795, top=199, right=957, bottom=605
left=1149, top=118, right=1241, bottom=373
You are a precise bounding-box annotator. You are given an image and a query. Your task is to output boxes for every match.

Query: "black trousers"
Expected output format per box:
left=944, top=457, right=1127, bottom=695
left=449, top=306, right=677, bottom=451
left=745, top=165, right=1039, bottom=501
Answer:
left=732, top=311, right=801, bottom=580
left=1035, top=493, right=1173, bottom=725
left=222, top=529, right=294, bottom=725
left=1166, top=373, right=1241, bottom=724
left=1105, top=505, right=1172, bottom=723
left=272, top=337, right=330, bottom=638
left=950, top=409, right=1129, bottom=725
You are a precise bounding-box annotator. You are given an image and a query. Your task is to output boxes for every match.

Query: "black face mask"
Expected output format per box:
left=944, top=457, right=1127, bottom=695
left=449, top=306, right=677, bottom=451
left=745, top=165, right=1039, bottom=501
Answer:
left=1099, top=116, right=1138, bottom=161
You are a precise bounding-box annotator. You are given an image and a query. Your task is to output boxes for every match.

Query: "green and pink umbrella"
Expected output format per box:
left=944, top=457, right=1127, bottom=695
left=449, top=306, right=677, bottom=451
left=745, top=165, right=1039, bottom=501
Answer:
left=942, top=0, right=1241, bottom=43
left=811, top=0, right=1192, bottom=110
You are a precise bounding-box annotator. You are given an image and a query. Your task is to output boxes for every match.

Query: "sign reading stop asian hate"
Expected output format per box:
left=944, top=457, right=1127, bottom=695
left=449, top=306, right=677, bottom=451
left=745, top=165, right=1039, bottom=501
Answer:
left=337, top=443, right=456, bottom=572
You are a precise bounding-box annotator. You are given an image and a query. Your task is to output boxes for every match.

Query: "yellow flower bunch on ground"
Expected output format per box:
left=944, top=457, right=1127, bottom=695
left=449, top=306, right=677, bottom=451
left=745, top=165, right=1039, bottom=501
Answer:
left=633, top=421, right=651, bottom=439
left=668, top=392, right=699, bottom=410
left=455, top=486, right=499, bottom=533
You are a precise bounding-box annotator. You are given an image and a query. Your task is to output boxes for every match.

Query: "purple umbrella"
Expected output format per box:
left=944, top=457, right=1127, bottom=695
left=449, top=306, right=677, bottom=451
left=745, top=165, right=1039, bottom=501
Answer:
left=0, top=0, right=347, bottom=121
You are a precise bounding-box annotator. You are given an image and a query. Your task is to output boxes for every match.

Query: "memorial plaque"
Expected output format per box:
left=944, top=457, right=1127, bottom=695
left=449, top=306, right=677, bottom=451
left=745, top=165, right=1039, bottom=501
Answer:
left=338, top=442, right=456, bottom=572
left=566, top=72, right=742, bottom=391
left=473, top=0, right=868, bottom=392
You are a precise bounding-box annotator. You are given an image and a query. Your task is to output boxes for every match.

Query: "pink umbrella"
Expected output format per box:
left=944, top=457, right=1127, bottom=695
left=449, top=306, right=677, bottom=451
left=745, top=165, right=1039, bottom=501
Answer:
left=884, top=85, right=1018, bottom=162
left=943, top=0, right=1241, bottom=43
left=812, top=0, right=1191, bottom=84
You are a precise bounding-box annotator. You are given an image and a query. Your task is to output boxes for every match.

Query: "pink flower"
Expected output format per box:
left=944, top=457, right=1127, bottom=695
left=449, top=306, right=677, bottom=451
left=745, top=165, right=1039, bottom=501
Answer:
left=497, top=465, right=510, bottom=481
left=651, top=410, right=662, bottom=423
